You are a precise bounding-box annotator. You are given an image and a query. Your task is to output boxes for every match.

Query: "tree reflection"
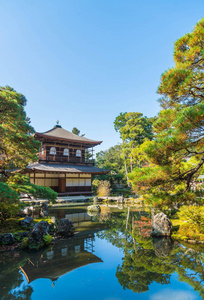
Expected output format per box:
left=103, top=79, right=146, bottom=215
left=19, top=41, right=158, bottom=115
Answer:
left=0, top=257, right=33, bottom=300
left=97, top=208, right=204, bottom=298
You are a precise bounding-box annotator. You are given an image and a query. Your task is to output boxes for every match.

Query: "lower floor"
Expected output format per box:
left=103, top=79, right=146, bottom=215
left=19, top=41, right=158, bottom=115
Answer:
left=27, top=172, right=93, bottom=195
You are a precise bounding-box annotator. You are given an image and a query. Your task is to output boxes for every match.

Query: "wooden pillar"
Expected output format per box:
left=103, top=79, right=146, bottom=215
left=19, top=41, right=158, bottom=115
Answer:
left=92, top=147, right=94, bottom=164
left=54, top=142, right=56, bottom=161
left=34, top=170, right=36, bottom=185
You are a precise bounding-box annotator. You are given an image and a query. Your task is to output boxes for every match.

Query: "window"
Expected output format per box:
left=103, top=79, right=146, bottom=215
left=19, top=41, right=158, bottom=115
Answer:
left=63, top=148, right=69, bottom=156
left=41, top=147, right=44, bottom=155
left=50, top=147, right=56, bottom=155
left=76, top=149, right=81, bottom=157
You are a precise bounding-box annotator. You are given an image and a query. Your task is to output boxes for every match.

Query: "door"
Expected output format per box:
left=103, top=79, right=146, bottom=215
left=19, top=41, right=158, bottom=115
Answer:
left=59, top=178, right=66, bottom=193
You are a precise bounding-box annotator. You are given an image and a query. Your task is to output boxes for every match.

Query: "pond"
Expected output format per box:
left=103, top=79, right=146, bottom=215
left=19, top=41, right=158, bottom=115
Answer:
left=0, top=204, right=203, bottom=300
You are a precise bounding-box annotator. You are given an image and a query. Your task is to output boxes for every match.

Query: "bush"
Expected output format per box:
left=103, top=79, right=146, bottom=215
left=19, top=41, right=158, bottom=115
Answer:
left=97, top=180, right=111, bottom=197
left=177, top=205, right=204, bottom=232
left=0, top=182, right=20, bottom=223
left=172, top=205, right=204, bottom=242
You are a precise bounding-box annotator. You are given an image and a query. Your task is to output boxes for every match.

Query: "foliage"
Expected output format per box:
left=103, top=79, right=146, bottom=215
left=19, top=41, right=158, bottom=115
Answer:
left=72, top=127, right=85, bottom=137
left=43, top=233, right=54, bottom=245
left=177, top=205, right=204, bottom=229
left=172, top=205, right=204, bottom=241
left=96, top=180, right=111, bottom=197
left=0, top=86, right=39, bottom=172
left=0, top=182, right=20, bottom=223
left=95, top=144, right=127, bottom=189
left=7, top=174, right=57, bottom=202
left=129, top=18, right=204, bottom=204
left=72, top=127, right=80, bottom=135
left=114, top=112, right=154, bottom=186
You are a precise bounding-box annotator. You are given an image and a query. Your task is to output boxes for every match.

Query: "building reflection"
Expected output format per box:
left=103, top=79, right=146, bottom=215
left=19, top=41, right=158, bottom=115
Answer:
left=20, top=233, right=102, bottom=284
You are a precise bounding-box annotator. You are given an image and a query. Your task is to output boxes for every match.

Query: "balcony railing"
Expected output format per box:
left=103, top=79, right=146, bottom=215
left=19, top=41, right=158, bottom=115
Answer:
left=38, top=154, right=94, bottom=165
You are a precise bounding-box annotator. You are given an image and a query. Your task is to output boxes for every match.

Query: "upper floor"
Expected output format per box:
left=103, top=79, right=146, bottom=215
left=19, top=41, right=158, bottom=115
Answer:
left=38, top=143, right=94, bottom=164
left=35, top=124, right=102, bottom=165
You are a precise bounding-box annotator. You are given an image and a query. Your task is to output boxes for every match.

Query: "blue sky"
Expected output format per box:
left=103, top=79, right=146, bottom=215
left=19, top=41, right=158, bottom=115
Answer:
left=1, top=1, right=204, bottom=152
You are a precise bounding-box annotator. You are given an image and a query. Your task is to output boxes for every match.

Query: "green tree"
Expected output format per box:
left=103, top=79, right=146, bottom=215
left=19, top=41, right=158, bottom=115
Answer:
left=95, top=145, right=127, bottom=189
left=114, top=112, right=154, bottom=183
left=72, top=127, right=80, bottom=135
left=72, top=127, right=85, bottom=137
left=129, top=18, right=204, bottom=205
left=0, top=86, right=40, bottom=174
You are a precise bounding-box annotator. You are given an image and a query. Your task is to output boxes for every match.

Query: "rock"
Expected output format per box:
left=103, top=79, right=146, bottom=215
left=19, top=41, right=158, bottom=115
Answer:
left=18, top=207, right=33, bottom=217
left=39, top=203, right=49, bottom=218
left=14, top=231, right=29, bottom=242
left=151, top=212, right=173, bottom=237
left=153, top=237, right=173, bottom=257
left=0, top=233, right=15, bottom=245
left=87, top=205, right=101, bottom=213
left=87, top=210, right=100, bottom=217
left=20, top=216, right=33, bottom=229
left=22, top=220, right=50, bottom=250
left=117, top=196, right=124, bottom=203
left=93, top=196, right=98, bottom=203
left=57, top=218, right=74, bottom=236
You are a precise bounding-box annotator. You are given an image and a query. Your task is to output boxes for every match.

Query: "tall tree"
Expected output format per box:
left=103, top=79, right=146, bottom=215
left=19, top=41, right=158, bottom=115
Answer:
left=0, top=86, right=39, bottom=173
left=114, top=112, right=154, bottom=182
left=129, top=18, right=204, bottom=205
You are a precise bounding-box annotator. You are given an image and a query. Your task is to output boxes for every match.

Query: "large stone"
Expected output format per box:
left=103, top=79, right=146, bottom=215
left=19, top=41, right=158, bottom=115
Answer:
left=0, top=233, right=15, bottom=245
left=117, top=196, right=124, bottom=204
left=39, top=203, right=49, bottom=218
left=20, top=216, right=33, bottom=229
left=151, top=212, right=173, bottom=237
left=57, top=218, right=74, bottom=236
left=22, top=220, right=50, bottom=250
left=87, top=204, right=101, bottom=213
left=153, top=237, right=173, bottom=257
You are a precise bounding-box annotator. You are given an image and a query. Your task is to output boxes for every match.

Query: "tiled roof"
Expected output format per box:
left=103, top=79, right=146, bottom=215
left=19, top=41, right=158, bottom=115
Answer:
left=26, top=162, right=109, bottom=174
left=35, top=126, right=102, bottom=145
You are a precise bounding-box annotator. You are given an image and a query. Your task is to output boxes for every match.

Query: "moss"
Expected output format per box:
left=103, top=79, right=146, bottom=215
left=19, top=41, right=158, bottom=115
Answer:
left=43, top=234, right=54, bottom=246
left=21, top=237, right=29, bottom=249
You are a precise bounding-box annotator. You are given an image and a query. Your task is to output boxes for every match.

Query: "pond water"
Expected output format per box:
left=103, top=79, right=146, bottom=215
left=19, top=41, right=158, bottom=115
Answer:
left=0, top=204, right=203, bottom=300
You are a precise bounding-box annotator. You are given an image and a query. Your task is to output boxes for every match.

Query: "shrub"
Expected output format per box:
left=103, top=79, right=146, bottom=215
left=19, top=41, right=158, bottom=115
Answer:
left=173, top=205, right=204, bottom=242
left=177, top=205, right=204, bottom=232
left=0, top=182, right=20, bottom=223
left=97, top=180, right=111, bottom=197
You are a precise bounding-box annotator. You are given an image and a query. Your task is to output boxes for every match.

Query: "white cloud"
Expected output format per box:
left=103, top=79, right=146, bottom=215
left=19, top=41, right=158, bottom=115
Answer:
left=151, top=289, right=197, bottom=300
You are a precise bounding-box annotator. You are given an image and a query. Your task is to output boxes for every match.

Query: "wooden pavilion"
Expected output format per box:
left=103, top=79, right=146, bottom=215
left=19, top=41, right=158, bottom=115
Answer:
left=24, top=124, right=108, bottom=196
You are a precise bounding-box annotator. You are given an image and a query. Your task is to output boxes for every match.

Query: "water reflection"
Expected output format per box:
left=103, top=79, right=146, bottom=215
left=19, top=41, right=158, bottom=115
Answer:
left=0, top=206, right=203, bottom=300
left=96, top=208, right=204, bottom=299
left=20, top=233, right=102, bottom=284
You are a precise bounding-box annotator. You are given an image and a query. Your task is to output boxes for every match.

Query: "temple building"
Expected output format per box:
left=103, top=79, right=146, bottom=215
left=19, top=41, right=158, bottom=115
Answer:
left=24, top=124, right=108, bottom=195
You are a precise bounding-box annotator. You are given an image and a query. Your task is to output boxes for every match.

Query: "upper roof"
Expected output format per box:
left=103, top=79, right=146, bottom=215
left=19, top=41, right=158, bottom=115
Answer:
left=35, top=125, right=102, bottom=146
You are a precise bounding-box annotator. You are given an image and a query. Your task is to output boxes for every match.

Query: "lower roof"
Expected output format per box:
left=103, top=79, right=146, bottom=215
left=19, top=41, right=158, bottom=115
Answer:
left=26, top=162, right=109, bottom=174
